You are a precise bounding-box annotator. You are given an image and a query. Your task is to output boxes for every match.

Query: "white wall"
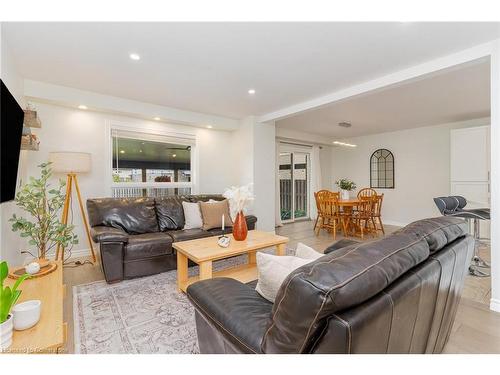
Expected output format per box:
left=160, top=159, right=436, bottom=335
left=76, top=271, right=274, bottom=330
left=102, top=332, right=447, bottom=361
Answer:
left=319, top=145, right=334, bottom=190
left=231, top=117, right=255, bottom=186
left=331, top=117, right=491, bottom=226
left=22, top=102, right=237, bottom=257
left=0, top=25, right=28, bottom=267
left=490, top=40, right=500, bottom=312
left=230, top=117, right=276, bottom=231
left=253, top=121, right=276, bottom=231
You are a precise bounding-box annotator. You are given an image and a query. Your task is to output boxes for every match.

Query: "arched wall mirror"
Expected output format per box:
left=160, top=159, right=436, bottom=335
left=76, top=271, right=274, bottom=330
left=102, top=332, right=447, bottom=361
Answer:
left=370, top=149, right=394, bottom=189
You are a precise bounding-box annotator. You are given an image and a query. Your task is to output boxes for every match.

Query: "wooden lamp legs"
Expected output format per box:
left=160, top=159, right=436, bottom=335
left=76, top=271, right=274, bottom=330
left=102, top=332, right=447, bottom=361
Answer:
left=55, top=173, right=97, bottom=264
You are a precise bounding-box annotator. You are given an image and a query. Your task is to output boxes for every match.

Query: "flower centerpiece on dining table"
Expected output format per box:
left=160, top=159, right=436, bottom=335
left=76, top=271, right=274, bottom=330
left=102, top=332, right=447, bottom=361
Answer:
left=335, top=178, right=357, bottom=200
left=223, top=183, right=254, bottom=241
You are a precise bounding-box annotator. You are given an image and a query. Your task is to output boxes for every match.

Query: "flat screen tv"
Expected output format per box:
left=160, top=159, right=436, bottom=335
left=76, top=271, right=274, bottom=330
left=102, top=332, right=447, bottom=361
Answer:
left=1, top=79, right=25, bottom=203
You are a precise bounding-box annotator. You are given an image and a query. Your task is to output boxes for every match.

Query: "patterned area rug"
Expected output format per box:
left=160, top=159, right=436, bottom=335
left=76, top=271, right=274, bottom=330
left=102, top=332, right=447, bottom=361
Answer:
left=73, top=248, right=293, bottom=354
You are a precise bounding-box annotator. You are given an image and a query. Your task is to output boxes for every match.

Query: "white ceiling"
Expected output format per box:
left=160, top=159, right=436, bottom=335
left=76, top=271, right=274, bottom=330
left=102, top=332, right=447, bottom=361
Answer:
left=3, top=22, right=500, bottom=119
left=276, top=60, right=491, bottom=138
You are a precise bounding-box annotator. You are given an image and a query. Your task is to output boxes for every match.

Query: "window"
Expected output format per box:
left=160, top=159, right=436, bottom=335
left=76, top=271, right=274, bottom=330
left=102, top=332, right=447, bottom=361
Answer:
left=110, top=128, right=194, bottom=198
left=370, top=149, right=394, bottom=189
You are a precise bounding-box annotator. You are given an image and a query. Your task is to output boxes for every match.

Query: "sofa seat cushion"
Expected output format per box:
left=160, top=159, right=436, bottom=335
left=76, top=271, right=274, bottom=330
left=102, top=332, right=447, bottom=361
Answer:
left=166, top=228, right=213, bottom=242
left=124, top=232, right=173, bottom=261
left=207, top=227, right=233, bottom=236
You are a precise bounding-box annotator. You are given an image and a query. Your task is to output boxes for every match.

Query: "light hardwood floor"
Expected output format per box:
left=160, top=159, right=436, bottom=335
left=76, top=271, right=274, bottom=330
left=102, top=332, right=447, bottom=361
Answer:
left=63, top=220, right=500, bottom=354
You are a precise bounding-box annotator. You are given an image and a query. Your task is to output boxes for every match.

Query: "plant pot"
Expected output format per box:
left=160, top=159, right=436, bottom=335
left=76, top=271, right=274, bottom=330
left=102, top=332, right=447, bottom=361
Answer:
left=340, top=189, right=350, bottom=200
left=0, top=314, right=14, bottom=351
left=233, top=211, right=248, bottom=241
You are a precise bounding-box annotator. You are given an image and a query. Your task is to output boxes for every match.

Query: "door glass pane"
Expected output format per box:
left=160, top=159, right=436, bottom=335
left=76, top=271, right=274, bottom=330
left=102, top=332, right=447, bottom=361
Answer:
left=279, top=153, right=293, bottom=221
left=293, top=153, right=308, bottom=219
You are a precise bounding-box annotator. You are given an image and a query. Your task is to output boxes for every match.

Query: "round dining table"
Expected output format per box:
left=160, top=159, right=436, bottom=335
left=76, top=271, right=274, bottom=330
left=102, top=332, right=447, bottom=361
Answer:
left=328, top=198, right=364, bottom=237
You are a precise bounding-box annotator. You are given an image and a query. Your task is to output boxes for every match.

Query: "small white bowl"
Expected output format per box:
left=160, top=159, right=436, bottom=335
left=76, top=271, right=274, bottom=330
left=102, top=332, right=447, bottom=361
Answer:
left=12, top=300, right=41, bottom=331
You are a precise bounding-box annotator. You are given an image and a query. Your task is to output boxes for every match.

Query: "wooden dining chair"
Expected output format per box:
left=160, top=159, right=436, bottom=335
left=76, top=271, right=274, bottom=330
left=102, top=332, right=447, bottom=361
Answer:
left=352, top=196, right=378, bottom=239
left=372, top=194, right=385, bottom=234
left=357, top=188, right=378, bottom=198
left=315, top=192, right=344, bottom=239
left=314, top=190, right=330, bottom=232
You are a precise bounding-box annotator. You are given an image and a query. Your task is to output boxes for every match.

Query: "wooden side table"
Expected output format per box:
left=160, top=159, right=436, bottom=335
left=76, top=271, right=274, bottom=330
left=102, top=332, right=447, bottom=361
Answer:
left=2, top=261, right=66, bottom=354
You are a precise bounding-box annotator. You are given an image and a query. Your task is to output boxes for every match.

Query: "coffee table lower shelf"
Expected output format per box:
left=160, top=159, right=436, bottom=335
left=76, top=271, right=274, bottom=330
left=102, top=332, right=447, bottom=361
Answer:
left=178, top=263, right=258, bottom=293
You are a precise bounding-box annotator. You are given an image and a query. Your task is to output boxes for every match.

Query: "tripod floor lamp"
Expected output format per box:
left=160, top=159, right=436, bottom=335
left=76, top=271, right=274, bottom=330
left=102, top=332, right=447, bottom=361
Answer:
left=49, top=152, right=97, bottom=264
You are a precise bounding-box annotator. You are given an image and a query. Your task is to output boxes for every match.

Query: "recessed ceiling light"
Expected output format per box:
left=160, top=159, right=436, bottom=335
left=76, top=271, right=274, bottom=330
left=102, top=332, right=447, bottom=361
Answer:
left=172, top=154, right=177, bottom=158
left=248, top=89, right=256, bottom=95
left=78, top=105, right=88, bottom=110
left=120, top=150, right=125, bottom=154
left=139, top=149, right=143, bottom=153
left=153, top=117, right=161, bottom=121
left=206, top=125, right=213, bottom=129
left=129, top=53, right=141, bottom=61
left=333, top=141, right=357, bottom=148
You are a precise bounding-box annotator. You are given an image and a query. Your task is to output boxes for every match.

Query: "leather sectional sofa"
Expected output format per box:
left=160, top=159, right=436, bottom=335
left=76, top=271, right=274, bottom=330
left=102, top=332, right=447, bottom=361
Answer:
left=87, top=195, right=257, bottom=283
left=187, top=216, right=473, bottom=354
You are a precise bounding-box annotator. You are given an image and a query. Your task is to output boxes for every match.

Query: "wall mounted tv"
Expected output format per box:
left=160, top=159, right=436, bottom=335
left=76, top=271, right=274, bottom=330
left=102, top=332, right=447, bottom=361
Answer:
left=1, top=79, right=25, bottom=203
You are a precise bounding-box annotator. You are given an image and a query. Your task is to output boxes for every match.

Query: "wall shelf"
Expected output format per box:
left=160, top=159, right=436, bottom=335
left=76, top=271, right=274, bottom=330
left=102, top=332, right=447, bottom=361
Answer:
left=24, top=109, right=42, bottom=128
left=21, top=134, right=40, bottom=151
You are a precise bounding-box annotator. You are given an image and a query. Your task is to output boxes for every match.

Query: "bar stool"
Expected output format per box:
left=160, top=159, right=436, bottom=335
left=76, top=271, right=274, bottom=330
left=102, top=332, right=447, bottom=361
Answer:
left=433, top=195, right=490, bottom=277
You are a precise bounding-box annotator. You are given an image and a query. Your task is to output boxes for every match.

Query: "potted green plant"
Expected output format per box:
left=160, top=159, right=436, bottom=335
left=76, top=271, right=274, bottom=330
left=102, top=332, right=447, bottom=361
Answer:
left=10, top=163, right=78, bottom=268
left=0, top=261, right=29, bottom=350
left=335, top=178, right=357, bottom=200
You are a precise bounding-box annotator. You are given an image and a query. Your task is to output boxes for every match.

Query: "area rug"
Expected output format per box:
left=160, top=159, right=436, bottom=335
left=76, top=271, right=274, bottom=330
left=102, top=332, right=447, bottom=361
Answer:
left=73, top=248, right=294, bottom=354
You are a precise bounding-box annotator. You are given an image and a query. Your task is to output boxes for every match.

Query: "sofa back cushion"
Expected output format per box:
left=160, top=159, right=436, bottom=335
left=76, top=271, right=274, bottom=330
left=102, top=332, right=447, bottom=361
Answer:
left=87, top=197, right=158, bottom=234
left=199, top=199, right=233, bottom=230
left=394, top=217, right=467, bottom=253
left=261, top=216, right=467, bottom=354
left=155, top=196, right=189, bottom=231
left=189, top=194, right=225, bottom=203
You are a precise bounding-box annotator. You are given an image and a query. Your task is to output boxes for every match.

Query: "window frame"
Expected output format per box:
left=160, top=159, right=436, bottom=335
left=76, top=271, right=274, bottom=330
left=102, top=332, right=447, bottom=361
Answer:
left=370, top=148, right=395, bottom=189
left=105, top=120, right=199, bottom=197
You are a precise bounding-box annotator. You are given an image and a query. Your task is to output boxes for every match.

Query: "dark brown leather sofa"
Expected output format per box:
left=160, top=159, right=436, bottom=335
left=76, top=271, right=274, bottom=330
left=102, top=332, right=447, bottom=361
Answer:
left=187, top=217, right=473, bottom=354
left=87, top=195, right=257, bottom=283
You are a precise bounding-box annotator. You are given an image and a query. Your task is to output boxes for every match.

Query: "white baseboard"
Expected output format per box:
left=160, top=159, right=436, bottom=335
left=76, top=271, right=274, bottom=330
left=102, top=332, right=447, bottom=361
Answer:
left=64, top=247, right=94, bottom=260
left=490, top=298, right=500, bottom=313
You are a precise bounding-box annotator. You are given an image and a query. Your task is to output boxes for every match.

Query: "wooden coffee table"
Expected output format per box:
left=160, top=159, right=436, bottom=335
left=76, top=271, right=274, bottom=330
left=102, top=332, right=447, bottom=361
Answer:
left=173, top=230, right=289, bottom=292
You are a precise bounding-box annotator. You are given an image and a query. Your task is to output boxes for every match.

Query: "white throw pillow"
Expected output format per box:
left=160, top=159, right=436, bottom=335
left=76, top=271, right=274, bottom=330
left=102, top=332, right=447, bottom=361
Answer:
left=182, top=201, right=203, bottom=229
left=295, top=242, right=323, bottom=260
left=255, top=252, right=312, bottom=303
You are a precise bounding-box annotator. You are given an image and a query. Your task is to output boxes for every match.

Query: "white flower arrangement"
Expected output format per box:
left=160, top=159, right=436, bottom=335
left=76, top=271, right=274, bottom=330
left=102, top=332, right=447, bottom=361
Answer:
left=223, top=183, right=255, bottom=217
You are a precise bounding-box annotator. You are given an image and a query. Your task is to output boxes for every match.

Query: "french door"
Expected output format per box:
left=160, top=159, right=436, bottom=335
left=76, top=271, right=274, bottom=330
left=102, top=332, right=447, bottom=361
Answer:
left=279, top=146, right=311, bottom=223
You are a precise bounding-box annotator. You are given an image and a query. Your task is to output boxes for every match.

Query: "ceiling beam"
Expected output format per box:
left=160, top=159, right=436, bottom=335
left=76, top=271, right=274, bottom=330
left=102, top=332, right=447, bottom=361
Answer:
left=24, top=80, right=240, bottom=131
left=259, top=40, right=496, bottom=123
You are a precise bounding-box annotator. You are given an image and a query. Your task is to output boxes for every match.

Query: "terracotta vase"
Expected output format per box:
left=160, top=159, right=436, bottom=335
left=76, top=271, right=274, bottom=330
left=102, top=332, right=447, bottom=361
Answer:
left=232, top=211, right=248, bottom=241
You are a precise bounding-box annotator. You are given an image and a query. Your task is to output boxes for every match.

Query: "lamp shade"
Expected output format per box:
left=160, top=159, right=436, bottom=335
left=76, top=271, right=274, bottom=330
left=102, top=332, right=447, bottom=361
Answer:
left=49, top=152, right=91, bottom=173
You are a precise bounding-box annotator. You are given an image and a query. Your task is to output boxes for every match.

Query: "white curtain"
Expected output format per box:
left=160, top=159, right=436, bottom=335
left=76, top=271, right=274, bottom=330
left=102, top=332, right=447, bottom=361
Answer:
left=275, top=142, right=283, bottom=227
left=310, top=145, right=322, bottom=221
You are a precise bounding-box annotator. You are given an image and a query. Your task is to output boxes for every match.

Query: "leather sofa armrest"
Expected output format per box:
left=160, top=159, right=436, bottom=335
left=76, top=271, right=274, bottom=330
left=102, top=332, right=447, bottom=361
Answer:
left=324, top=238, right=359, bottom=254
left=91, top=226, right=129, bottom=243
left=187, top=278, right=272, bottom=353
left=245, top=215, right=257, bottom=230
